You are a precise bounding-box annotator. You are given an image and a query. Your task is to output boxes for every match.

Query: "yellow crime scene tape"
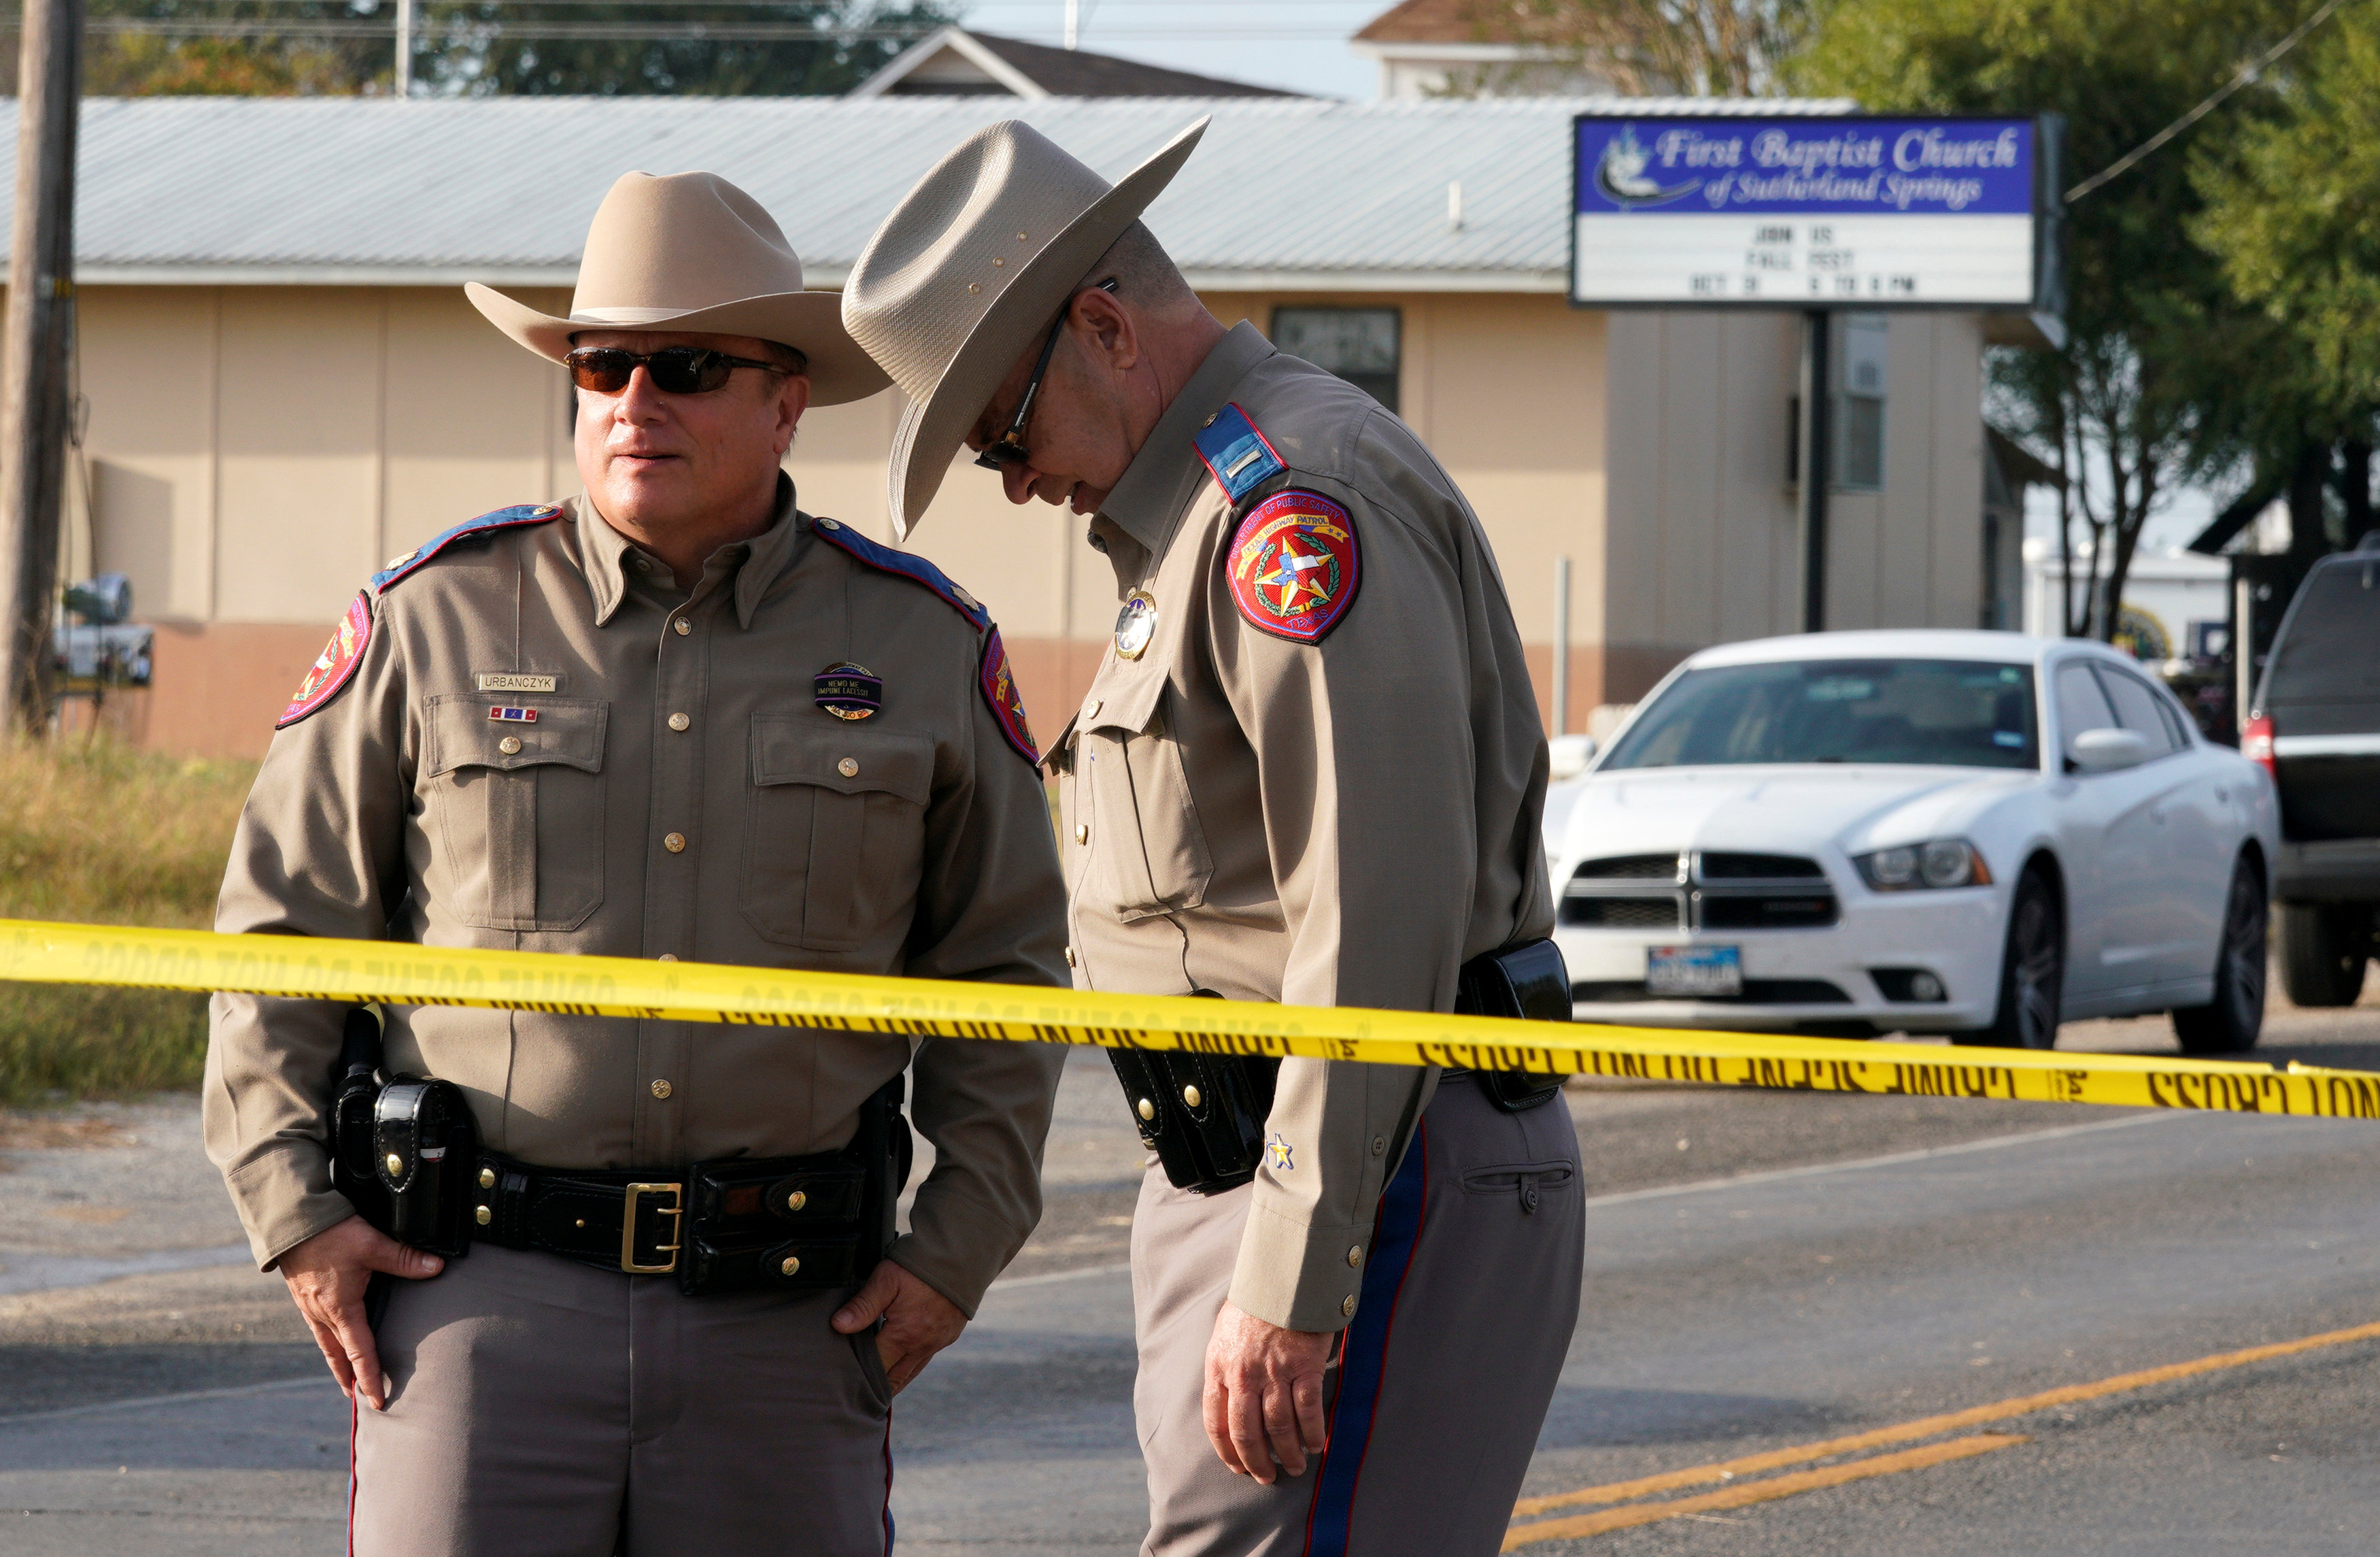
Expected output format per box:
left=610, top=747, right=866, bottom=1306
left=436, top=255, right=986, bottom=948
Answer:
left=5, top=916, right=2380, bottom=1120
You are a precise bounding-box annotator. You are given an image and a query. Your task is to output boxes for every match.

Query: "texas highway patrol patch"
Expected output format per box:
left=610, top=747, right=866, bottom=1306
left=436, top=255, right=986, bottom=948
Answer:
left=1225, top=491, right=1361, bottom=645
left=979, top=628, right=1038, bottom=763
left=277, top=591, right=372, bottom=729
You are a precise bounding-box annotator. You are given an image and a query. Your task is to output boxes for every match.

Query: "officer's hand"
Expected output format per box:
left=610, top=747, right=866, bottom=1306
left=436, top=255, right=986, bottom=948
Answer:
left=1202, top=1301, right=1331, bottom=1483
left=276, top=1214, right=443, bottom=1411
left=832, top=1260, right=966, bottom=1394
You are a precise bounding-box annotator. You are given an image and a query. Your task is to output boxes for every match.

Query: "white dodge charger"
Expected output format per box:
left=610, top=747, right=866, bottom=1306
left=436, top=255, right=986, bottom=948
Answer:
left=1546, top=631, right=2279, bottom=1053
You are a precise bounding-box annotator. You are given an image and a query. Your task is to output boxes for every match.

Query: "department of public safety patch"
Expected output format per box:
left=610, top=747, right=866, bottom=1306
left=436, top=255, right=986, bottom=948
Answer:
left=276, top=591, right=373, bottom=729
left=1225, top=491, right=1361, bottom=645
left=979, top=629, right=1038, bottom=763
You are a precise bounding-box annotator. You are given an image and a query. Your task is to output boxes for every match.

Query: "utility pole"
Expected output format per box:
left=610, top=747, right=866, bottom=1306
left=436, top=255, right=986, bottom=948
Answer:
left=1796, top=309, right=1831, bottom=635
left=395, top=0, right=413, bottom=97
left=1064, top=0, right=1078, bottom=50
left=0, top=0, right=82, bottom=735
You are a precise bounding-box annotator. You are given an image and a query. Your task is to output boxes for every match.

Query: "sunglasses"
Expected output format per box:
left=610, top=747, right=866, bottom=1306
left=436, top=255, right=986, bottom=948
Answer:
left=974, top=278, right=1120, bottom=471
left=564, top=346, right=788, bottom=397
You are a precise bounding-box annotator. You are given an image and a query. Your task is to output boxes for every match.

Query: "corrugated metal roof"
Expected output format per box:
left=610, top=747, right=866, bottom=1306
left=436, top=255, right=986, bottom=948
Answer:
left=10, top=93, right=1856, bottom=290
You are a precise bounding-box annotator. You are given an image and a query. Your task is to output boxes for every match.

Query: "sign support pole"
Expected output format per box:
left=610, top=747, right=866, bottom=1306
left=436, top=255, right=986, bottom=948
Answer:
left=1797, top=309, right=1831, bottom=634
left=1552, top=554, right=1571, bottom=736
left=0, top=0, right=82, bottom=736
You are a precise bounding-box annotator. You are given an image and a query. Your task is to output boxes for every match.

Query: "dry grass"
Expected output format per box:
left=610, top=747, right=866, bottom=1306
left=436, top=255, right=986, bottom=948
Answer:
left=0, top=737, right=256, bottom=1105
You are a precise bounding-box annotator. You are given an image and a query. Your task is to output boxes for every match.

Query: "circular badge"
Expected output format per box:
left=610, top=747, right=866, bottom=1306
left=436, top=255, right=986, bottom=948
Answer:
left=1115, top=590, right=1159, bottom=660
left=814, top=662, right=882, bottom=721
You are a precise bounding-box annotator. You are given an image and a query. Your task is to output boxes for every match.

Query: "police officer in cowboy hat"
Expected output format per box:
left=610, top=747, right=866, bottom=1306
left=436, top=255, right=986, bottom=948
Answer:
left=204, top=169, right=1068, bottom=1555
left=843, top=120, right=1586, bottom=1555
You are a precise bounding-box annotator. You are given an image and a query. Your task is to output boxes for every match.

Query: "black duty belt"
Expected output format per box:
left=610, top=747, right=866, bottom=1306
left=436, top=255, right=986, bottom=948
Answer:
left=470, top=1148, right=887, bottom=1296
left=1109, top=939, right=1575, bottom=1198
left=328, top=1014, right=913, bottom=1298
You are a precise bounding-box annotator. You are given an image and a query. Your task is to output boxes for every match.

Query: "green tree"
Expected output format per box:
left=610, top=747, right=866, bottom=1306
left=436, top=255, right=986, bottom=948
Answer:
left=421, top=1, right=949, bottom=96
left=2192, top=9, right=2380, bottom=553
left=1797, top=0, right=2307, bottom=640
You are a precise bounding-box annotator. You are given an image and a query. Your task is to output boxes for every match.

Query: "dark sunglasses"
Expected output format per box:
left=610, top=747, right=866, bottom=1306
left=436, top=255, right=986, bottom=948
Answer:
left=564, top=346, right=788, bottom=396
left=974, top=278, right=1119, bottom=471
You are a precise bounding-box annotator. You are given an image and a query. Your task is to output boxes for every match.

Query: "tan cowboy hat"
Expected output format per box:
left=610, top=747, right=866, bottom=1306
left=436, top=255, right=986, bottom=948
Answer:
left=843, top=117, right=1208, bottom=537
left=467, top=170, right=888, bottom=406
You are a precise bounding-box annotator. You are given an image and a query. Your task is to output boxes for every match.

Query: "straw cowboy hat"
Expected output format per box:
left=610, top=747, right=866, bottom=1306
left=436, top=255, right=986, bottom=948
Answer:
left=467, top=170, right=889, bottom=406
left=842, top=117, right=1208, bottom=537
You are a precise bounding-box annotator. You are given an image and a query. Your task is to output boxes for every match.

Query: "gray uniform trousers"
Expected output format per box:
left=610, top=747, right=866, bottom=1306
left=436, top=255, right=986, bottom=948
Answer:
left=351, top=1242, right=895, bottom=1557
left=1132, top=1073, right=1584, bottom=1557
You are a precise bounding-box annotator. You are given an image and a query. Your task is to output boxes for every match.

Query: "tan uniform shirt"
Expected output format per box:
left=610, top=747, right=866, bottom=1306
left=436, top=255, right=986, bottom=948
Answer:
left=1051, top=322, right=1554, bottom=1333
left=205, top=480, right=1068, bottom=1316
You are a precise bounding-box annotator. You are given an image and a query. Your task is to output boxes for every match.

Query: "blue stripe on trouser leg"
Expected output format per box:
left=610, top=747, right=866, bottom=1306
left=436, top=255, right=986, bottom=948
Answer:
left=1301, top=1122, right=1429, bottom=1556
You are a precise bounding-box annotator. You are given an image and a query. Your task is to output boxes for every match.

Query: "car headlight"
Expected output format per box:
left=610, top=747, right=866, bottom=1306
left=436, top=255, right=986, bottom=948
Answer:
left=1853, top=839, right=1992, bottom=892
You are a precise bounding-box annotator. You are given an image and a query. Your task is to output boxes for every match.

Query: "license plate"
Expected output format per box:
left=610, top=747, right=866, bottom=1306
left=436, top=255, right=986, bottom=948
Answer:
left=1646, top=945, right=1743, bottom=998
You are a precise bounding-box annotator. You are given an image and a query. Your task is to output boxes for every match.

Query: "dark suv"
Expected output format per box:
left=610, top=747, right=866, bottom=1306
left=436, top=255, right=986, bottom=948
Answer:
left=2244, top=546, right=2380, bottom=1005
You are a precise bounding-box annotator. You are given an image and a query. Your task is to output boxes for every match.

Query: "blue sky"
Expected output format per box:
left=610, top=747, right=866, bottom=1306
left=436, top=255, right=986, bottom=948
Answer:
left=952, top=0, right=1393, bottom=99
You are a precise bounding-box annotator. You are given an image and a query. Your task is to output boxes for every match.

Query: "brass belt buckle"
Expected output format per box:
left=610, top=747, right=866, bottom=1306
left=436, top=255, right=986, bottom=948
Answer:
left=620, top=1182, right=683, bottom=1274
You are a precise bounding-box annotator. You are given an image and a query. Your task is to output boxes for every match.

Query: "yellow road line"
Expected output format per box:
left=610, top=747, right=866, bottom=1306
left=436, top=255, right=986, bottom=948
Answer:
left=1510, top=1316, right=2380, bottom=1524
left=1501, top=1435, right=2028, bottom=1549
left=3, top=918, right=2379, bottom=1118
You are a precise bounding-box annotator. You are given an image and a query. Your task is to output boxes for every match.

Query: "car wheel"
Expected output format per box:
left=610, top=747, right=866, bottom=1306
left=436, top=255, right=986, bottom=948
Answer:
left=2172, top=855, right=2267, bottom=1054
left=1956, top=867, right=2062, bottom=1050
left=2277, top=902, right=2369, bottom=1008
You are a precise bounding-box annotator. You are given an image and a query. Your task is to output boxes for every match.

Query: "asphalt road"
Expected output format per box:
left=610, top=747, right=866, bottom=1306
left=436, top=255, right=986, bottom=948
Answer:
left=6, top=990, right=2380, bottom=1555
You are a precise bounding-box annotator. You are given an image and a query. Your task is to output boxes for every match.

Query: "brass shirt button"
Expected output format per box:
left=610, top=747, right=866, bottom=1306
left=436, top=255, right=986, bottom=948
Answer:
left=1064, top=945, right=1078, bottom=968
left=1341, top=1294, right=1358, bottom=1318
left=1086, top=699, right=1102, bottom=718
left=664, top=832, right=687, bottom=853
left=1074, top=824, right=1089, bottom=844
left=1371, top=1135, right=1387, bottom=1156
left=475, top=1205, right=492, bottom=1226
left=838, top=757, right=860, bottom=777
left=1182, top=1084, right=1203, bottom=1108
left=658, top=953, right=678, bottom=962
left=478, top=1166, right=496, bottom=1190
left=668, top=712, right=690, bottom=731
left=498, top=735, right=522, bottom=755
left=1348, top=1245, right=1364, bottom=1267
left=673, top=618, right=692, bottom=635
left=651, top=1079, right=673, bottom=1099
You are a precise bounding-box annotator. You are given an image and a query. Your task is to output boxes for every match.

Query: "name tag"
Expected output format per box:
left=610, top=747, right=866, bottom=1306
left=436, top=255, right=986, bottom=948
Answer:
left=477, top=673, right=558, bottom=693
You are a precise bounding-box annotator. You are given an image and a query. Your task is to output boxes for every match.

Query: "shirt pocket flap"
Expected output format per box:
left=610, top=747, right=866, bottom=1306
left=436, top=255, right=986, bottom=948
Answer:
left=426, top=694, right=609, bottom=777
left=750, top=718, right=934, bottom=806
left=1081, top=667, right=1166, bottom=738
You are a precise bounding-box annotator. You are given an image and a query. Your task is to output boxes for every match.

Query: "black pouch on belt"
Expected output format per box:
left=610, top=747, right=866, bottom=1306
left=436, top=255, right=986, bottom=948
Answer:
left=1455, top=938, right=1574, bottom=1113
left=1108, top=992, right=1278, bottom=1196
left=373, top=1073, right=481, bottom=1259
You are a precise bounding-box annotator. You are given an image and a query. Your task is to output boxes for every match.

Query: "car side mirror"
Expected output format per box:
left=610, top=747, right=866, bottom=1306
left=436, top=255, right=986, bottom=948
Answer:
left=2070, top=726, right=2151, bottom=774
left=1548, top=734, right=1598, bottom=781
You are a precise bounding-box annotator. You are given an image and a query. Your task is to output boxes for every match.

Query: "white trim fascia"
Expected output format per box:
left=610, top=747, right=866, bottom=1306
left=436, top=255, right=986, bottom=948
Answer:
left=847, top=25, right=1047, bottom=99
left=60, top=263, right=1571, bottom=294
left=1349, top=40, right=1548, bottom=63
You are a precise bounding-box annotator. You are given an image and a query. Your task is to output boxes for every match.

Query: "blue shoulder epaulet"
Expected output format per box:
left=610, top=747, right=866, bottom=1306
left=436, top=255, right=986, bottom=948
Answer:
left=809, top=517, right=991, bottom=632
left=1193, top=403, right=1285, bottom=505
left=371, top=503, right=564, bottom=593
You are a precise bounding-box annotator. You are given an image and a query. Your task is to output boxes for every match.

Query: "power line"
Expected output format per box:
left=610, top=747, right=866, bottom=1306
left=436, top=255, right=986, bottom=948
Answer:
left=2065, top=0, right=2346, bottom=203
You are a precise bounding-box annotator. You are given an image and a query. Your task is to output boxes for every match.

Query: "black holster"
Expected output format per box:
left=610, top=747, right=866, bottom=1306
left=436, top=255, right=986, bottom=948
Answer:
left=1111, top=939, right=1574, bottom=1196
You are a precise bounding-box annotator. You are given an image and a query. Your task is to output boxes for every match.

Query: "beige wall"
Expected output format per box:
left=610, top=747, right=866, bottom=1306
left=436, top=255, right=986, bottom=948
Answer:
left=68, top=284, right=1980, bottom=756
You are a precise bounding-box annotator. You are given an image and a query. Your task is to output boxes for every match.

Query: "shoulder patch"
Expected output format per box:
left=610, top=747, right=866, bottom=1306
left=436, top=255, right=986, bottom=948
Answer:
left=979, top=628, right=1038, bottom=764
left=1225, top=490, right=1362, bottom=646
left=372, top=504, right=562, bottom=594
left=277, top=591, right=373, bottom=729
left=809, top=517, right=991, bottom=631
left=1193, top=403, right=1285, bottom=505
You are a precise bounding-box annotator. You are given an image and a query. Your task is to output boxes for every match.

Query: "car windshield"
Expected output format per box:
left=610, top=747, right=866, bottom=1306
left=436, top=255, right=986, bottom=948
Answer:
left=1601, top=659, right=2041, bottom=771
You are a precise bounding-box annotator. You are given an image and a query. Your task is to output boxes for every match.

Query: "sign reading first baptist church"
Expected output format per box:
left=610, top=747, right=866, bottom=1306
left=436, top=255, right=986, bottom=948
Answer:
left=1571, top=115, right=2055, bottom=308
